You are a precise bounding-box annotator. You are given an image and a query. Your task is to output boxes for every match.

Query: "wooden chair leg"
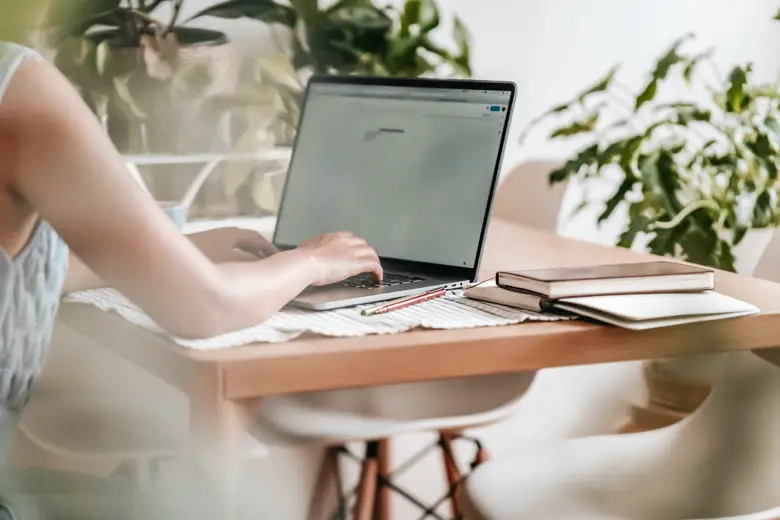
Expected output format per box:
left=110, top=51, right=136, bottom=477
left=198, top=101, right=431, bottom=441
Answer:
left=353, top=442, right=379, bottom=520
left=308, top=446, right=342, bottom=520
left=373, top=439, right=391, bottom=520
left=439, top=433, right=464, bottom=520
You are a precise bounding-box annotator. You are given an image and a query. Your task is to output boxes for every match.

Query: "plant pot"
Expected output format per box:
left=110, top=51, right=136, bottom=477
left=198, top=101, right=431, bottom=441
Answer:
left=89, top=27, right=240, bottom=97
left=88, top=27, right=241, bottom=154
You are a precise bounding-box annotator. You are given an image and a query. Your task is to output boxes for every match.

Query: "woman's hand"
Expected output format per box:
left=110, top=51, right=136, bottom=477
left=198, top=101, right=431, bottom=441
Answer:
left=187, top=227, right=278, bottom=263
left=298, top=232, right=383, bottom=286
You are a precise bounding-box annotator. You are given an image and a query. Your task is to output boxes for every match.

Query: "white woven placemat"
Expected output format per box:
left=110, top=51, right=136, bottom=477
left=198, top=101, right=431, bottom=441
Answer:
left=64, top=289, right=570, bottom=350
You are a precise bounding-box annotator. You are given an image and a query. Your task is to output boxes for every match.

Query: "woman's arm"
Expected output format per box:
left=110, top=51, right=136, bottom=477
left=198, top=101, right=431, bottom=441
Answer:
left=3, top=58, right=381, bottom=338
left=63, top=227, right=280, bottom=294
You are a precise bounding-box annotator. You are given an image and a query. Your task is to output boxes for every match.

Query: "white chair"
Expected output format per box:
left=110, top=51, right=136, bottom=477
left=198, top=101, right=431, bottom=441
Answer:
left=463, top=229, right=780, bottom=520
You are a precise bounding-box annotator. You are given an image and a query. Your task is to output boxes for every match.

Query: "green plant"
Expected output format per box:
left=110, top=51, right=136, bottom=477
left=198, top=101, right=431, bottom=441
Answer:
left=191, top=0, right=472, bottom=77
left=47, top=0, right=189, bottom=47
left=46, top=0, right=290, bottom=156
left=524, top=28, right=780, bottom=272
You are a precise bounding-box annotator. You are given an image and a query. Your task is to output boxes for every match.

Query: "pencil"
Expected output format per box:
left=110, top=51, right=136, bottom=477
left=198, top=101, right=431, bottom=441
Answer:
left=360, top=287, right=448, bottom=316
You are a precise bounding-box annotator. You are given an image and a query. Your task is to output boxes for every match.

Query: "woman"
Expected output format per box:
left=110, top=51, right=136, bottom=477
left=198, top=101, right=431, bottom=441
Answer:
left=0, top=36, right=381, bottom=520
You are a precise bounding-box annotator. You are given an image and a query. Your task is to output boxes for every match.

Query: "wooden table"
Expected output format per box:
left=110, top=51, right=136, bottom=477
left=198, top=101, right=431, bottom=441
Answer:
left=58, top=218, right=780, bottom=516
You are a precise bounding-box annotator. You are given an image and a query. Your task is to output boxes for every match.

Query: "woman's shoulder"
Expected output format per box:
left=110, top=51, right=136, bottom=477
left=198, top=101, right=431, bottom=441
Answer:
left=0, top=42, right=42, bottom=102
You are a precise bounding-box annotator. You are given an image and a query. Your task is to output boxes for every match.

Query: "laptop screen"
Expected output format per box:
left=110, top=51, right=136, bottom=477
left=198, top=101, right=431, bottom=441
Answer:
left=274, top=79, right=513, bottom=270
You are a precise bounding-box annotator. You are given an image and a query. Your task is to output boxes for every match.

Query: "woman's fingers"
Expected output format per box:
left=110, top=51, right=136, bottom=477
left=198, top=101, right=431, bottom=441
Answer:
left=355, top=249, right=382, bottom=280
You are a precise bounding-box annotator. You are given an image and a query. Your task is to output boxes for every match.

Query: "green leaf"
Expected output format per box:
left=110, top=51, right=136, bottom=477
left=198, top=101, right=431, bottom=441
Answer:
left=639, top=152, right=682, bottom=216
left=291, top=0, right=319, bottom=22
left=577, top=65, right=619, bottom=101
left=325, top=0, right=373, bottom=12
left=715, top=240, right=736, bottom=272
left=388, top=35, right=424, bottom=62
left=682, top=49, right=713, bottom=84
left=598, top=178, right=635, bottom=224
left=753, top=132, right=772, bottom=158
left=400, top=0, right=420, bottom=35
left=548, top=144, right=600, bottom=185
left=753, top=189, right=774, bottom=227
left=550, top=112, right=599, bottom=139
left=678, top=226, right=717, bottom=267
left=648, top=223, right=688, bottom=259
left=451, top=54, right=472, bottom=78
left=453, top=16, right=471, bottom=53
left=452, top=15, right=471, bottom=75
left=418, top=0, right=440, bottom=32
left=706, top=153, right=737, bottom=168
left=189, top=0, right=297, bottom=26
left=95, top=40, right=112, bottom=76
left=618, top=213, right=652, bottom=248
left=733, top=225, right=748, bottom=246
left=598, top=140, right=626, bottom=167
left=679, top=231, right=735, bottom=272
left=548, top=102, right=571, bottom=114
left=635, top=79, right=658, bottom=110
left=775, top=7, right=780, bottom=20
left=673, top=105, right=712, bottom=125
left=652, top=33, right=693, bottom=80
left=618, top=136, right=643, bottom=176
left=726, top=64, right=752, bottom=113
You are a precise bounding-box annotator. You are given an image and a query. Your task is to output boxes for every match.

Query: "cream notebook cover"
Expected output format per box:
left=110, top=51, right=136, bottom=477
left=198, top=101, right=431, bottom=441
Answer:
left=555, top=291, right=759, bottom=330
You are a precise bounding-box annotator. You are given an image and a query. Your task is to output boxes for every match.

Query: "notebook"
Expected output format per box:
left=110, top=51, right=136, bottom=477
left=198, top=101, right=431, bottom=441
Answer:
left=465, top=281, right=552, bottom=313
left=464, top=282, right=758, bottom=330
left=496, top=261, right=714, bottom=299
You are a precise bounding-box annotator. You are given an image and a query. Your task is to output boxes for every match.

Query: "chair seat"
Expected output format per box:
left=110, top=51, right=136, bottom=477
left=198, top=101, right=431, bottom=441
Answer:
left=252, top=373, right=535, bottom=445
left=464, top=353, right=780, bottom=520
left=19, top=391, right=267, bottom=459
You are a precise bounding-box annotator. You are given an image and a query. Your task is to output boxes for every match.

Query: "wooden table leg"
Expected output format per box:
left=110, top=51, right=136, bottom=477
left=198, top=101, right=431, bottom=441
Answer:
left=440, top=433, right=463, bottom=520
left=188, top=367, right=254, bottom=520
left=374, top=439, right=391, bottom=520
left=353, top=442, right=379, bottom=520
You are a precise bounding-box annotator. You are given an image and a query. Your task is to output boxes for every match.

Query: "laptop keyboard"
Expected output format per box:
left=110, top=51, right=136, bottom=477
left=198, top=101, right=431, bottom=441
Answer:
left=340, top=272, right=426, bottom=289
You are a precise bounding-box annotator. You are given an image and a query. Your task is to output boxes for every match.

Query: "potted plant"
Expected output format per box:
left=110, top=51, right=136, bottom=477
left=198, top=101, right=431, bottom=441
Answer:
left=191, top=0, right=472, bottom=78
left=46, top=0, right=242, bottom=153
left=523, top=30, right=780, bottom=273
left=525, top=14, right=780, bottom=426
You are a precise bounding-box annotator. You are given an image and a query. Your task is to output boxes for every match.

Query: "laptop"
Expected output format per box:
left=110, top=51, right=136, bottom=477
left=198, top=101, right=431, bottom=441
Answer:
left=273, top=75, right=516, bottom=310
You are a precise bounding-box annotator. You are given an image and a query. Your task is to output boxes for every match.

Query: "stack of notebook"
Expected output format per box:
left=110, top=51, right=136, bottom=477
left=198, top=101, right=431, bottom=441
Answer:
left=465, top=261, right=758, bottom=330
